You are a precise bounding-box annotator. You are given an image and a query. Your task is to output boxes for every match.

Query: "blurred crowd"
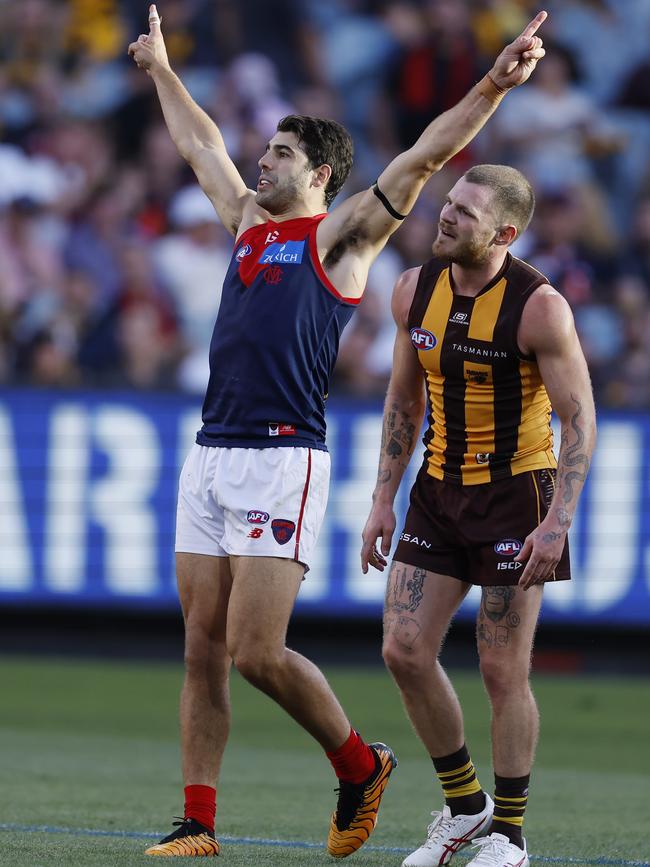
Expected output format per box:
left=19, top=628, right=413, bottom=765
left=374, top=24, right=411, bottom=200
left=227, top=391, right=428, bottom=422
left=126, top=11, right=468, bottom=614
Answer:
left=2, top=0, right=650, bottom=407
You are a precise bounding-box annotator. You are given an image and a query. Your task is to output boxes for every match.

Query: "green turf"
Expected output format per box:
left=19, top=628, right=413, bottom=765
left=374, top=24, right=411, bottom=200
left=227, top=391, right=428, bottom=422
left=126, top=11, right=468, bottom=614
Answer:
left=0, top=655, right=648, bottom=866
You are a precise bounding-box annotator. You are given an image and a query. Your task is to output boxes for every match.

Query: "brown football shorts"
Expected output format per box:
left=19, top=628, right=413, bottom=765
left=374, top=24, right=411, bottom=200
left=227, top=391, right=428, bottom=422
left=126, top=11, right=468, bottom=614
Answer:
left=393, top=467, right=571, bottom=586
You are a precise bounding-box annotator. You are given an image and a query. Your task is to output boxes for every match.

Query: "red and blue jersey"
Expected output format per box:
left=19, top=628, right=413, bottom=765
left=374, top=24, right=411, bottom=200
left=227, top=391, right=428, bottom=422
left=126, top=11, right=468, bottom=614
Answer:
left=197, top=214, right=360, bottom=450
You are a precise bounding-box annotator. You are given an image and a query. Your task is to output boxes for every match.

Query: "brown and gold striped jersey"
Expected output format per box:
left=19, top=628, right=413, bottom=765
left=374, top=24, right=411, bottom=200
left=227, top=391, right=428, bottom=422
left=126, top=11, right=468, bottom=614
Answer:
left=408, top=253, right=556, bottom=485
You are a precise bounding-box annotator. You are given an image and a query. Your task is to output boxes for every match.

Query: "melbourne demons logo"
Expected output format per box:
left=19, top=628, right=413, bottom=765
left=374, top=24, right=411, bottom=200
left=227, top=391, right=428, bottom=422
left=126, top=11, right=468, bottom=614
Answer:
left=271, top=519, right=295, bottom=545
left=236, top=243, right=252, bottom=262
left=264, top=265, right=283, bottom=285
left=410, top=327, right=437, bottom=350
left=494, top=539, right=522, bottom=556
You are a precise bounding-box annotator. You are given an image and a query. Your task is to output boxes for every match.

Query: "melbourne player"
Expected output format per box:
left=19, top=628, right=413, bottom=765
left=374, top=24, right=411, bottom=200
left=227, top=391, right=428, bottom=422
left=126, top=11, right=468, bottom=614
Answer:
left=361, top=165, right=595, bottom=867
left=128, top=5, right=548, bottom=858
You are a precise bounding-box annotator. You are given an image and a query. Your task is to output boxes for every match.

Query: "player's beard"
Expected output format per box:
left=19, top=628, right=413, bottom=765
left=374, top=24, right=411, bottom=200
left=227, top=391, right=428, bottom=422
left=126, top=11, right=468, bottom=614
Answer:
left=256, top=172, right=304, bottom=215
left=432, top=232, right=492, bottom=268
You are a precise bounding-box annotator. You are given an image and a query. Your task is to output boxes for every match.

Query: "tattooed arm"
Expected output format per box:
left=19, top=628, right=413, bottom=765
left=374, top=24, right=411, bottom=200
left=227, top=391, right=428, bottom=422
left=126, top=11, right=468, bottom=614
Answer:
left=515, top=286, right=597, bottom=589
left=361, top=268, right=426, bottom=573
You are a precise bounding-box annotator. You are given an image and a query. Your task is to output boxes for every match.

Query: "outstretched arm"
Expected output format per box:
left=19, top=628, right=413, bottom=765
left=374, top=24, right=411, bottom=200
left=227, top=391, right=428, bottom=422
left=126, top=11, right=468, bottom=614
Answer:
left=361, top=269, right=426, bottom=573
left=515, top=288, right=597, bottom=589
left=379, top=10, right=547, bottom=211
left=128, top=5, right=254, bottom=235
left=321, top=11, right=547, bottom=253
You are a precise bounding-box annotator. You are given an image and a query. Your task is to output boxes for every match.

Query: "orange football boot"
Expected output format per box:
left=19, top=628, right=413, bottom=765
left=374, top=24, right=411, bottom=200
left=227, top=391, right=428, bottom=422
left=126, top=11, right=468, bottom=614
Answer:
left=327, top=742, right=398, bottom=858
left=145, top=818, right=220, bottom=857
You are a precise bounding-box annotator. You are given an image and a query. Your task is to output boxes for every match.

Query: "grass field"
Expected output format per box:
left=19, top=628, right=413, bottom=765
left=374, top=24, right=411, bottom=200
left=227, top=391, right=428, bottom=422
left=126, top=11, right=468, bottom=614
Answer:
left=1, top=655, right=648, bottom=867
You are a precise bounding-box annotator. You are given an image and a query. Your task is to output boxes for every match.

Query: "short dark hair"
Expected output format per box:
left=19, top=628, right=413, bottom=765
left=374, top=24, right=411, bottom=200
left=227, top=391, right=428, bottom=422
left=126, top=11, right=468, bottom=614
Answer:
left=277, top=115, right=354, bottom=207
left=463, top=164, right=535, bottom=236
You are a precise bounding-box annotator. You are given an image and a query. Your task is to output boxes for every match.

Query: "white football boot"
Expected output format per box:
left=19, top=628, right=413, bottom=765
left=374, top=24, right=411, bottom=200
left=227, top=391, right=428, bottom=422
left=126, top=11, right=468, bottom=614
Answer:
left=465, top=833, right=529, bottom=867
left=402, top=794, right=494, bottom=866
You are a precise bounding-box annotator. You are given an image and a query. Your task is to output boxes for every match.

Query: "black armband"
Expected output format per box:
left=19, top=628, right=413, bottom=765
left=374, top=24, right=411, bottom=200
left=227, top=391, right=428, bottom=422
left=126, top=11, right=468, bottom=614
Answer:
left=372, top=181, right=407, bottom=220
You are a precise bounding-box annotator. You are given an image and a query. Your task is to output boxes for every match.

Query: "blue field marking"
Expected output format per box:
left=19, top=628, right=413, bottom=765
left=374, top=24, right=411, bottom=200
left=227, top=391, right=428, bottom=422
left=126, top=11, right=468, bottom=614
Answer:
left=0, top=824, right=648, bottom=866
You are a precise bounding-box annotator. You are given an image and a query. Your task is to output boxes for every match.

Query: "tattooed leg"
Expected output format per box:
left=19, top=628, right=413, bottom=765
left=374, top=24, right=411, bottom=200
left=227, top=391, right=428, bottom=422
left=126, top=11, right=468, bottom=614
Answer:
left=383, top=563, right=470, bottom=756
left=476, top=584, right=543, bottom=777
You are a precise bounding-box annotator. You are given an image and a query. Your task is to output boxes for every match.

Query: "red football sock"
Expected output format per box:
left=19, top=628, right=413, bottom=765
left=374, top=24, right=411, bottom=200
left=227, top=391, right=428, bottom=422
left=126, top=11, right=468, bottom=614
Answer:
left=326, top=729, right=376, bottom=784
left=184, top=784, right=216, bottom=832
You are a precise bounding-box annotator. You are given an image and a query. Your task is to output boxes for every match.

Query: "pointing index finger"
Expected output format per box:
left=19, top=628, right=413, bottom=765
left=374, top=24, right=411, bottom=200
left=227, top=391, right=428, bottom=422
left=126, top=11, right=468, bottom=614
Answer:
left=520, top=10, right=547, bottom=40
left=149, top=3, right=161, bottom=31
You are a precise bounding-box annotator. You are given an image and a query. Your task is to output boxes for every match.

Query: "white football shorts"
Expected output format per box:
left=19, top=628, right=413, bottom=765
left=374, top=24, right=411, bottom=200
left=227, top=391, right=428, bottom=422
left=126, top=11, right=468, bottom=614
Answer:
left=175, top=443, right=330, bottom=571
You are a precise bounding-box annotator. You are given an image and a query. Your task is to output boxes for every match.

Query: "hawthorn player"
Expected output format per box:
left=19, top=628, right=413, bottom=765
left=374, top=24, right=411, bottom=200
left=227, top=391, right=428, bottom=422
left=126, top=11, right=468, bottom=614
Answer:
left=361, top=164, right=595, bottom=867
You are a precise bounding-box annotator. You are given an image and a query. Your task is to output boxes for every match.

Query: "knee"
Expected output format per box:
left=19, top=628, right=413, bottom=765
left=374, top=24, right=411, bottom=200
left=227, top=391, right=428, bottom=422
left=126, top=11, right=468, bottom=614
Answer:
left=232, top=648, right=282, bottom=690
left=382, top=636, right=429, bottom=686
left=184, top=625, right=229, bottom=681
left=479, top=654, right=528, bottom=705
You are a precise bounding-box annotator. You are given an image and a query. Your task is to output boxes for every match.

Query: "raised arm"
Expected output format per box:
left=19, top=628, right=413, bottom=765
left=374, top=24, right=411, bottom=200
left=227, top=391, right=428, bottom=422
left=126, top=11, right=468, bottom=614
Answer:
left=128, top=5, right=255, bottom=236
left=361, top=269, right=427, bottom=573
left=321, top=10, right=547, bottom=255
left=515, top=287, right=597, bottom=589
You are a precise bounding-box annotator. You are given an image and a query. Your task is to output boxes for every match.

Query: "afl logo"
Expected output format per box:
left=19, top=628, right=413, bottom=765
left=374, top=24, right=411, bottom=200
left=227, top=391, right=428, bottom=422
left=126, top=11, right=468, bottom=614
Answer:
left=494, top=539, right=522, bottom=556
left=236, top=244, right=252, bottom=262
left=410, top=327, right=437, bottom=350
left=247, top=510, right=269, bottom=525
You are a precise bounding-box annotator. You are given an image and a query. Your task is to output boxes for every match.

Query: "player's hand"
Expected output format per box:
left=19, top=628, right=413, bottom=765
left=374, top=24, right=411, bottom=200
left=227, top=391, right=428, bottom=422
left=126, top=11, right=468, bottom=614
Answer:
left=127, top=4, right=170, bottom=75
left=515, top=518, right=566, bottom=590
left=489, top=10, right=547, bottom=90
left=360, top=502, right=395, bottom=573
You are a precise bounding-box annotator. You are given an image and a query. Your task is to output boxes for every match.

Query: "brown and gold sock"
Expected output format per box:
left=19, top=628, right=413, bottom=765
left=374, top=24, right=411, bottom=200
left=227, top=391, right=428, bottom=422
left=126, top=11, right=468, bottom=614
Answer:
left=490, top=773, right=529, bottom=848
left=432, top=744, right=486, bottom=817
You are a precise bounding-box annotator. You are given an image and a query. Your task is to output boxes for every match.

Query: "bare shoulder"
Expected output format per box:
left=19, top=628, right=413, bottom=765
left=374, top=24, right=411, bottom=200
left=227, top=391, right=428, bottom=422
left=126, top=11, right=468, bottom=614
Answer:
left=234, top=198, right=272, bottom=239
left=391, top=267, right=422, bottom=328
left=520, top=284, right=576, bottom=355
left=316, top=190, right=375, bottom=255
left=316, top=183, right=406, bottom=259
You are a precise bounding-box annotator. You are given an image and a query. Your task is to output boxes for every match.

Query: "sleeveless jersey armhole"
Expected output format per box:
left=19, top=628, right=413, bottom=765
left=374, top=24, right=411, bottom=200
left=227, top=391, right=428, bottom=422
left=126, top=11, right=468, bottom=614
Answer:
left=408, top=258, right=448, bottom=330
left=307, top=219, right=362, bottom=306
left=508, top=259, right=549, bottom=362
